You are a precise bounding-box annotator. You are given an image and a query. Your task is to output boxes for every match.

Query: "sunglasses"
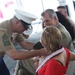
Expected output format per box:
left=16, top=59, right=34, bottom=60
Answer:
left=20, top=20, right=31, bottom=30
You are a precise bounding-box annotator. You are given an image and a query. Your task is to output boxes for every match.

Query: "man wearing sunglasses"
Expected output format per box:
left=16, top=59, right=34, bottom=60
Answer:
left=0, top=9, right=47, bottom=75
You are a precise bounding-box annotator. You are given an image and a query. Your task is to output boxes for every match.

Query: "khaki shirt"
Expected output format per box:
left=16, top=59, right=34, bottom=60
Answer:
left=57, top=22, right=74, bottom=51
left=0, top=19, right=25, bottom=55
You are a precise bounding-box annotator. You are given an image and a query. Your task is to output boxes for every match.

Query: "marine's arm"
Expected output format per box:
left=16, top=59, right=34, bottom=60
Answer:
left=6, top=48, right=47, bottom=60
left=19, top=41, right=34, bottom=50
left=16, top=34, right=34, bottom=50
left=0, top=32, right=47, bottom=60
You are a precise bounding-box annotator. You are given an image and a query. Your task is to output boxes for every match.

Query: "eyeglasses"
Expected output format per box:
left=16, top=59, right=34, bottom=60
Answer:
left=20, top=20, right=31, bottom=30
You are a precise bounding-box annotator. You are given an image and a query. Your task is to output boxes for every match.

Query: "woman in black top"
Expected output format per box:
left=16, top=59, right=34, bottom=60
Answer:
left=55, top=11, right=75, bottom=41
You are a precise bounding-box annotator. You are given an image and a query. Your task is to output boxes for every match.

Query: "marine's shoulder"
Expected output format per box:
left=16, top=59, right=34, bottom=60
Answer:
left=0, top=20, right=11, bottom=31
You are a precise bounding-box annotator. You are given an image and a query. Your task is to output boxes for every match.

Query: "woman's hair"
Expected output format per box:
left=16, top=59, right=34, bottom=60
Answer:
left=56, top=11, right=75, bottom=41
left=41, top=26, right=62, bottom=53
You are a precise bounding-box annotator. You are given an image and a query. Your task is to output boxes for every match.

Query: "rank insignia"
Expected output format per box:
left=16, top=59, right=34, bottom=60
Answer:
left=2, top=33, right=11, bottom=46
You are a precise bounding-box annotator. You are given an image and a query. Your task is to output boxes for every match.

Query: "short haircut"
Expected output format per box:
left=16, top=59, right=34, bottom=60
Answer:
left=57, top=6, right=66, bottom=9
left=41, top=9, right=58, bottom=20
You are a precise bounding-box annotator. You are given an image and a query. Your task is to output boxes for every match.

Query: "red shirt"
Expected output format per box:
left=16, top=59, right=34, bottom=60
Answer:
left=37, top=48, right=70, bottom=75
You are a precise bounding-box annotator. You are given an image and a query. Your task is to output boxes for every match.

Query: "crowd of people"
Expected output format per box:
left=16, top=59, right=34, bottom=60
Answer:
left=0, top=5, right=75, bottom=75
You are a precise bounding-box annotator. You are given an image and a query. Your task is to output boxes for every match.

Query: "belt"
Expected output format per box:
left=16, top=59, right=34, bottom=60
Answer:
left=0, top=51, right=5, bottom=58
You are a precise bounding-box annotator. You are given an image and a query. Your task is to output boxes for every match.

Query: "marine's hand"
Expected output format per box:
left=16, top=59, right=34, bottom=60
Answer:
left=39, top=48, right=48, bottom=56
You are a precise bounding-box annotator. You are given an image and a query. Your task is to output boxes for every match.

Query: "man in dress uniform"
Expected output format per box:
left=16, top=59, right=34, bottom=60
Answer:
left=0, top=9, right=47, bottom=75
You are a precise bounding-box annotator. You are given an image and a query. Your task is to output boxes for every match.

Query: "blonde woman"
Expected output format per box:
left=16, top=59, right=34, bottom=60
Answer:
left=36, top=26, right=75, bottom=75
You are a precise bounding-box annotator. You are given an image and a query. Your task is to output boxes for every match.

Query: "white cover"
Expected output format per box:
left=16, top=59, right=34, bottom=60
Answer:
left=14, top=9, right=37, bottom=24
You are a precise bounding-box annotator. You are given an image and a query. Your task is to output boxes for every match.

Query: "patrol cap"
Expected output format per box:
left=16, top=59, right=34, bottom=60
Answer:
left=14, top=9, right=37, bottom=29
